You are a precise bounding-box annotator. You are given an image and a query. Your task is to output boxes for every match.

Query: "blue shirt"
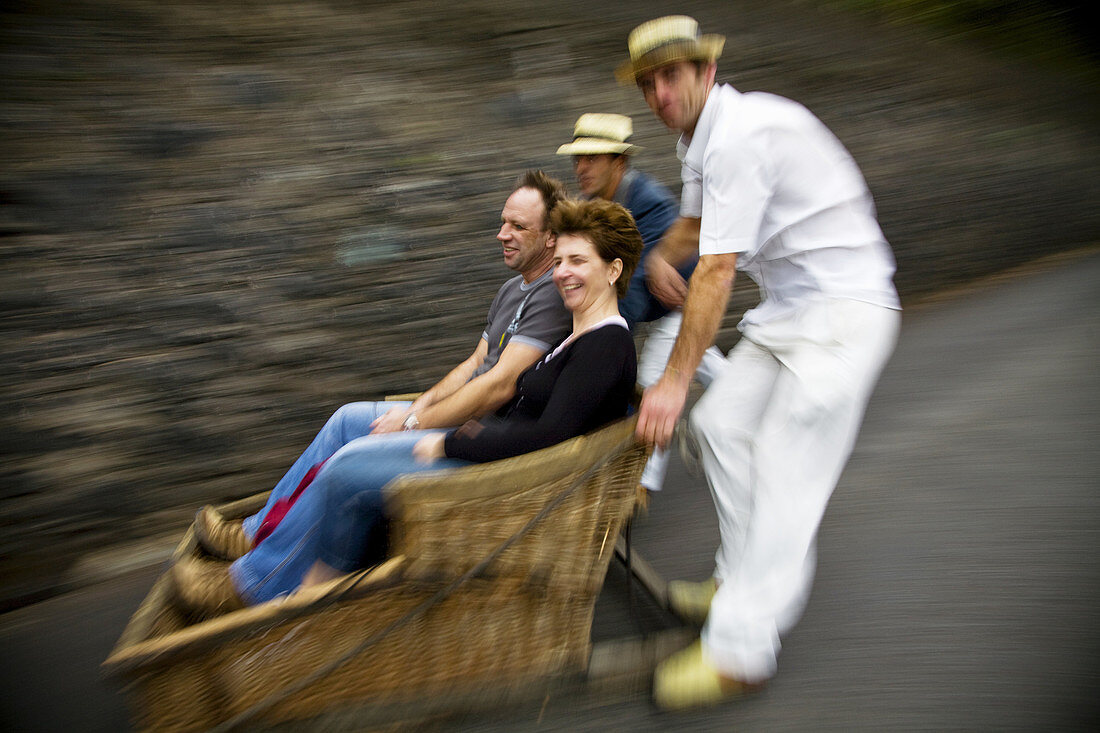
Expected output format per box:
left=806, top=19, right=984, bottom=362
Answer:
left=612, top=168, right=696, bottom=327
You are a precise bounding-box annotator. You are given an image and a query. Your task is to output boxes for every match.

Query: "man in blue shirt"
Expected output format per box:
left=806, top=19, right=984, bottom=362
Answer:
left=556, top=113, right=726, bottom=492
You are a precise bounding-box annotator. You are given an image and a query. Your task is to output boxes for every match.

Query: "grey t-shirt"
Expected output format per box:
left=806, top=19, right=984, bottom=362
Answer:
left=473, top=269, right=571, bottom=380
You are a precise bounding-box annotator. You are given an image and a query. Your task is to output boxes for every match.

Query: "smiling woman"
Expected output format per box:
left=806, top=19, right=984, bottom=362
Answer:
left=554, top=233, right=621, bottom=316
left=551, top=198, right=641, bottom=301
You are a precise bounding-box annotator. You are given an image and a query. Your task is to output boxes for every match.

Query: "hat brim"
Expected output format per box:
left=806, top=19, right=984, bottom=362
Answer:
left=556, top=139, right=638, bottom=156
left=615, top=34, right=725, bottom=84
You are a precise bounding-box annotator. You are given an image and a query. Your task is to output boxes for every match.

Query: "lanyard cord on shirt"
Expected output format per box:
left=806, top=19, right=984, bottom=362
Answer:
left=499, top=288, right=536, bottom=348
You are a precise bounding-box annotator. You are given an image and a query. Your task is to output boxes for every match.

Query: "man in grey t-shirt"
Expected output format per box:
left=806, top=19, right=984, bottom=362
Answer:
left=197, top=171, right=573, bottom=559
left=370, top=169, right=571, bottom=432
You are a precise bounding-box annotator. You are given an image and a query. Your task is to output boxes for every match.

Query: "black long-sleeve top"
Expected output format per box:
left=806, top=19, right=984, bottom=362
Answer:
left=443, top=321, right=636, bottom=463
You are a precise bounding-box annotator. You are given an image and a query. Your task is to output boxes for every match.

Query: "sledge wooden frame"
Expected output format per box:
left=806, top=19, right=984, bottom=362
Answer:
left=103, top=416, right=691, bottom=730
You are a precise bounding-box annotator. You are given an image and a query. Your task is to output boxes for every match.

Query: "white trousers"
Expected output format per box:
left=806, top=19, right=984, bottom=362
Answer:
left=637, top=311, right=728, bottom=490
left=690, top=299, right=900, bottom=682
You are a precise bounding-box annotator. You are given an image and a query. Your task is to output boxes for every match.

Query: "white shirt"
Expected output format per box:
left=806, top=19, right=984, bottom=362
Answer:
left=679, top=84, right=900, bottom=328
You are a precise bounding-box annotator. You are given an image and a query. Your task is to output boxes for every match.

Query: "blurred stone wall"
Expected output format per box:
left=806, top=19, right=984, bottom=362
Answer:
left=1, top=0, right=1096, bottom=603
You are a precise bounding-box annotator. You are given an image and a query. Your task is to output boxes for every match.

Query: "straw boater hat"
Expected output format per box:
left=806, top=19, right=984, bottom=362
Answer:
left=555, top=113, right=640, bottom=156
left=615, top=15, right=725, bottom=84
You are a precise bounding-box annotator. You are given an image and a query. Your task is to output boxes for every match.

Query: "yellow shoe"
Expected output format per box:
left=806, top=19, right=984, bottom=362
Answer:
left=667, top=577, right=717, bottom=625
left=653, top=640, right=763, bottom=711
left=193, top=505, right=251, bottom=561
left=169, top=557, right=245, bottom=618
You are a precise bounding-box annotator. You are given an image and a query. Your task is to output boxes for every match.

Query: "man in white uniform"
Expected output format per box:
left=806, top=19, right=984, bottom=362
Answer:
left=621, top=15, right=902, bottom=709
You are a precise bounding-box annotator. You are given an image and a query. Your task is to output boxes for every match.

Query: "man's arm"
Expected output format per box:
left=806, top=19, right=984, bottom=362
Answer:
left=414, top=337, right=488, bottom=409
left=657, top=216, right=702, bottom=267
left=373, top=337, right=545, bottom=433
left=371, top=339, right=486, bottom=433
left=646, top=216, right=701, bottom=309
left=412, top=339, right=544, bottom=429
left=637, top=252, right=737, bottom=448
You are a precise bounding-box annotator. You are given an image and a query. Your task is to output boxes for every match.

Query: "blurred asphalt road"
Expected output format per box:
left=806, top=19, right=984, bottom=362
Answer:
left=1, top=250, right=1097, bottom=731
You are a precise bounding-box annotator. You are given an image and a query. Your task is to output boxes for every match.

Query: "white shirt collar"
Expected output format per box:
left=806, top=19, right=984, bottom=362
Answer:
left=678, top=83, right=735, bottom=172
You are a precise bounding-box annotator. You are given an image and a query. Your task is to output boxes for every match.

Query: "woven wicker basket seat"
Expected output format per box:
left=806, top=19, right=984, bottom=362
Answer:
left=104, top=416, right=647, bottom=730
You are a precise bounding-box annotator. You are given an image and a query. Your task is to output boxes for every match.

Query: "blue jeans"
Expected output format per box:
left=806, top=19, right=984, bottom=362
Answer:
left=229, top=429, right=469, bottom=604
left=240, top=401, right=411, bottom=540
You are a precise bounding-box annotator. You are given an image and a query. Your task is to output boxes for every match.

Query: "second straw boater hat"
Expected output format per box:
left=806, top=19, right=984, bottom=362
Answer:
left=615, top=15, right=725, bottom=84
left=555, top=113, right=640, bottom=156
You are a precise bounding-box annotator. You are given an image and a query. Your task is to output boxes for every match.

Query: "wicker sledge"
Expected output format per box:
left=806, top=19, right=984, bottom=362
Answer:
left=103, top=416, right=653, bottom=730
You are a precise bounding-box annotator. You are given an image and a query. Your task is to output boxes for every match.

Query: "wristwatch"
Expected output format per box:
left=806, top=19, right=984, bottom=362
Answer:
left=402, top=413, right=420, bottom=431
